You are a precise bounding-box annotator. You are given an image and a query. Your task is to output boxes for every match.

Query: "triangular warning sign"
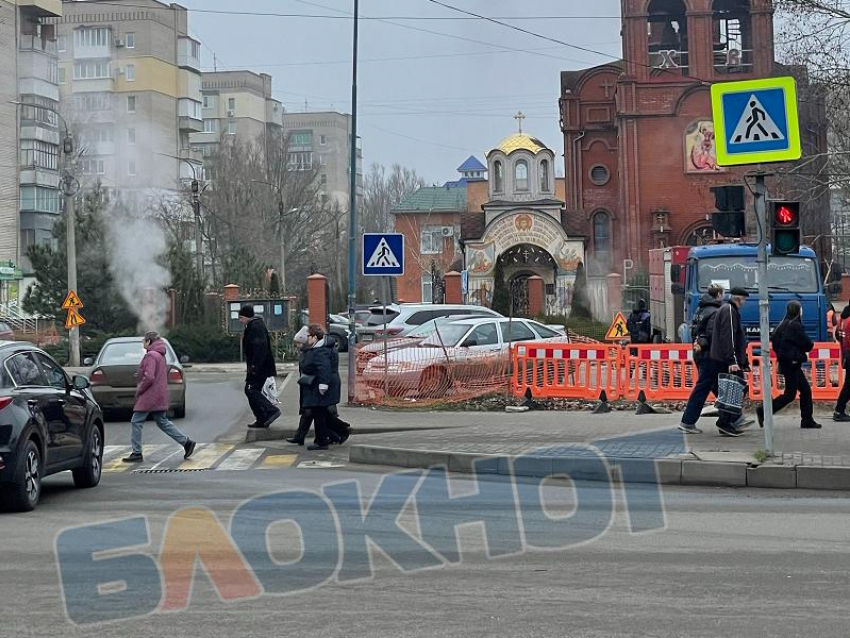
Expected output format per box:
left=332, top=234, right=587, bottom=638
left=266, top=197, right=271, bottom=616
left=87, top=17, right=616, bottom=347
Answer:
left=65, top=308, right=86, bottom=329
left=62, top=290, right=83, bottom=310
left=366, top=237, right=401, bottom=269
left=730, top=94, right=785, bottom=144
left=604, top=312, right=629, bottom=341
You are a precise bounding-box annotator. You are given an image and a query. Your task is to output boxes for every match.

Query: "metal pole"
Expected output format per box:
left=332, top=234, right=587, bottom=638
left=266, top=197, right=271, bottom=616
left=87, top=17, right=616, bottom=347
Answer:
left=346, top=0, right=360, bottom=404
left=382, top=276, right=388, bottom=398
left=279, top=207, right=287, bottom=293
left=755, top=174, right=774, bottom=454
left=64, top=175, right=80, bottom=367
left=193, top=195, right=203, bottom=279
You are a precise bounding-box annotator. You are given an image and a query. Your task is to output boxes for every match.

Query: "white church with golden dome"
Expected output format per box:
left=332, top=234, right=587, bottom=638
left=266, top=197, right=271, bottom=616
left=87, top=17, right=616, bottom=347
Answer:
left=460, top=129, right=586, bottom=316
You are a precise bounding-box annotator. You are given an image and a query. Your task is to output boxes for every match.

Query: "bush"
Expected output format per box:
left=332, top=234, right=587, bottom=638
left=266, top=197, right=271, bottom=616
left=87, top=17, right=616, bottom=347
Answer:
left=166, top=324, right=241, bottom=363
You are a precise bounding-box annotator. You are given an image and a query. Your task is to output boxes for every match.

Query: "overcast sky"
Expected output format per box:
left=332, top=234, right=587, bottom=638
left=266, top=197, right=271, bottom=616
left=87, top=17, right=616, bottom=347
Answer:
left=185, top=0, right=623, bottom=183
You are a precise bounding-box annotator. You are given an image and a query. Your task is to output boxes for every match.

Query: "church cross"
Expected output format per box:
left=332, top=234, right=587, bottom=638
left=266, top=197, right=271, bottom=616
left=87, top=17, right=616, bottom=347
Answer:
left=601, top=79, right=615, bottom=99
left=514, top=111, right=526, bottom=134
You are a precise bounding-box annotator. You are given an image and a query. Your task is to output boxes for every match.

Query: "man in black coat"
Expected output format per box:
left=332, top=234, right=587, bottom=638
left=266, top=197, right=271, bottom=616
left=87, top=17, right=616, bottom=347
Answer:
left=709, top=287, right=750, bottom=436
left=239, top=305, right=280, bottom=428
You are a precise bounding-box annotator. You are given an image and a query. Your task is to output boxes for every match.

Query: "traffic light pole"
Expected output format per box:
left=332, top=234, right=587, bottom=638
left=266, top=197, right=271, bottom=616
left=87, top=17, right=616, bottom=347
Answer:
left=754, top=174, right=774, bottom=454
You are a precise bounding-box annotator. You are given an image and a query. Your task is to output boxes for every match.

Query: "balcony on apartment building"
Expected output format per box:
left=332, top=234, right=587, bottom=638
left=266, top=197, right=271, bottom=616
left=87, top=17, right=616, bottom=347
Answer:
left=178, top=99, right=204, bottom=133
left=17, top=0, right=62, bottom=17
left=178, top=36, right=201, bottom=72
left=17, top=49, right=59, bottom=101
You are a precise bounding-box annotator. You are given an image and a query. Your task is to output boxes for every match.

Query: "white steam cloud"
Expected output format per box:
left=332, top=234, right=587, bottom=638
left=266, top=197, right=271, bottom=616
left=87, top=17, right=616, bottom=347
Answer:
left=106, top=208, right=171, bottom=334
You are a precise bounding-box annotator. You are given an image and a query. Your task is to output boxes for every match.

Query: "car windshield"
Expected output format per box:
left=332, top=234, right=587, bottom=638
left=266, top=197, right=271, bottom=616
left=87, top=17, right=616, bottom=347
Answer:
left=366, top=309, right=400, bottom=326
left=420, top=324, right=470, bottom=347
left=698, top=256, right=820, bottom=293
left=100, top=341, right=175, bottom=365
left=406, top=318, right=454, bottom=338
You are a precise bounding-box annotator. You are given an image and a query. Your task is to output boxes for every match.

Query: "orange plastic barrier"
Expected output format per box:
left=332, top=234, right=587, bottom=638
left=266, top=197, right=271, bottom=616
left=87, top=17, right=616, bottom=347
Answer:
left=622, top=344, right=699, bottom=402
left=511, top=342, right=622, bottom=400
left=747, top=342, right=844, bottom=401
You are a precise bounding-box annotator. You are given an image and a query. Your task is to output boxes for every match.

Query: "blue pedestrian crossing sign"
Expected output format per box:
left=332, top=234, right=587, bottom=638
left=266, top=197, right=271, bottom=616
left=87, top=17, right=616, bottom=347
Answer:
left=711, top=76, right=801, bottom=167
left=363, top=233, right=404, bottom=277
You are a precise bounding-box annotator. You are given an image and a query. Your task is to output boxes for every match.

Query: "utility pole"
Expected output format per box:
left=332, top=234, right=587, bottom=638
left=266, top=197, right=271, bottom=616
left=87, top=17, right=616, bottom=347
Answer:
left=61, top=136, right=80, bottom=367
left=754, top=173, right=775, bottom=454
left=191, top=179, right=203, bottom=279
left=346, top=0, right=360, bottom=404
left=278, top=200, right=287, bottom=292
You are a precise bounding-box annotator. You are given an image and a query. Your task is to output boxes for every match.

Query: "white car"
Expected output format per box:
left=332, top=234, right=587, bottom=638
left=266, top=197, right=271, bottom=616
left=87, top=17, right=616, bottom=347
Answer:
left=362, top=317, right=567, bottom=397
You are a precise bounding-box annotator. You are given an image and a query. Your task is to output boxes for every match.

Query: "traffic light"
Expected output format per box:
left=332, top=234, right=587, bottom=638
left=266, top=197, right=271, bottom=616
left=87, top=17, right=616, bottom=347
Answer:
left=710, top=185, right=745, bottom=237
left=772, top=201, right=801, bottom=255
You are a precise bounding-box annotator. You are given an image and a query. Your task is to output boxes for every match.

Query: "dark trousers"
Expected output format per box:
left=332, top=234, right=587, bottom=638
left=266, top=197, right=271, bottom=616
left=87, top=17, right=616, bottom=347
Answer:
left=681, top=358, right=719, bottom=426
left=837, top=363, right=850, bottom=414
left=295, top=406, right=350, bottom=444
left=772, top=364, right=813, bottom=423
left=245, top=375, right=276, bottom=422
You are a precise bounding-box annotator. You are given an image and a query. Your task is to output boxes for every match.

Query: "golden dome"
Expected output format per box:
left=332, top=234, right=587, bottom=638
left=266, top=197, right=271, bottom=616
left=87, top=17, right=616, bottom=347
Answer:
left=493, top=133, right=549, bottom=156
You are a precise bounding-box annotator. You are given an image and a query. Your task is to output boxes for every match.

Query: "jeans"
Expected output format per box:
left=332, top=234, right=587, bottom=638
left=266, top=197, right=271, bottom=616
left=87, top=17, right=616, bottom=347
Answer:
left=681, top=358, right=719, bottom=426
left=131, top=411, right=188, bottom=454
left=245, top=375, right=276, bottom=422
left=772, top=363, right=814, bottom=423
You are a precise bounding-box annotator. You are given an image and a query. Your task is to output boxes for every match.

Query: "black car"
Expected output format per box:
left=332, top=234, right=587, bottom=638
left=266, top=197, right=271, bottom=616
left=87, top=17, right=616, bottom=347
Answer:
left=0, top=343, right=103, bottom=512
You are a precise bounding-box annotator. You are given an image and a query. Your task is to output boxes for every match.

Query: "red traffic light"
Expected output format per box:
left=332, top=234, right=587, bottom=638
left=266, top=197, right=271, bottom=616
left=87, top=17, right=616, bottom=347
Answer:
left=774, top=202, right=799, bottom=227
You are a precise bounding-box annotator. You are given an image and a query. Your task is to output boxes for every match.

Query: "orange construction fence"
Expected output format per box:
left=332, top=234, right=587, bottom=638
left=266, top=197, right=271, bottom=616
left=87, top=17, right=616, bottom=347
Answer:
left=512, top=343, right=622, bottom=400
left=622, top=344, right=699, bottom=402
left=747, top=342, right=844, bottom=401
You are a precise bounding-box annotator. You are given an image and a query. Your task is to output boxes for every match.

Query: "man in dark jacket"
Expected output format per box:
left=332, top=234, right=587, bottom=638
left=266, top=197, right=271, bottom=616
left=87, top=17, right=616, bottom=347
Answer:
left=709, top=287, right=750, bottom=436
left=239, top=305, right=280, bottom=428
left=627, top=299, right=652, bottom=344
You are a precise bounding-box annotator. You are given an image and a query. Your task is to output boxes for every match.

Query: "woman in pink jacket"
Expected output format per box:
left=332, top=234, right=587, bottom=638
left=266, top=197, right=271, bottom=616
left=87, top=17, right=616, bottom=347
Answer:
left=123, top=332, right=196, bottom=463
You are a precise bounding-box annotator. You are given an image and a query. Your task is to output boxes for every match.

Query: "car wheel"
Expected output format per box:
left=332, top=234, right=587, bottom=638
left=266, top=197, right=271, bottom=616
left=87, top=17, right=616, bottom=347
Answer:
left=72, top=425, right=103, bottom=489
left=174, top=402, right=186, bottom=419
left=5, top=440, right=42, bottom=512
left=419, top=366, right=451, bottom=398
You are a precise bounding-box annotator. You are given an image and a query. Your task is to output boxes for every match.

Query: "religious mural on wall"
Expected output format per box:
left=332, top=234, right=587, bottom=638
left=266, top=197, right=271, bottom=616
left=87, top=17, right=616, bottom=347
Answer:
left=684, top=120, right=725, bottom=173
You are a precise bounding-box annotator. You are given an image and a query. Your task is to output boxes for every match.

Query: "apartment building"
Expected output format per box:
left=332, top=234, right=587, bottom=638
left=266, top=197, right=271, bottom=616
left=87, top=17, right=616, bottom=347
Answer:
left=280, top=111, right=363, bottom=209
left=190, top=70, right=283, bottom=169
left=0, top=0, right=63, bottom=299
left=48, top=0, right=203, bottom=202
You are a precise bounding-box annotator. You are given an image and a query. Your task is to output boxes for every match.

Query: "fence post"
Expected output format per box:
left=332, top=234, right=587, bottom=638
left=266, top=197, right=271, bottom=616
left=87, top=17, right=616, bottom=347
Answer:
left=307, top=273, right=329, bottom=330
left=528, top=276, right=545, bottom=317
left=444, top=271, right=462, bottom=304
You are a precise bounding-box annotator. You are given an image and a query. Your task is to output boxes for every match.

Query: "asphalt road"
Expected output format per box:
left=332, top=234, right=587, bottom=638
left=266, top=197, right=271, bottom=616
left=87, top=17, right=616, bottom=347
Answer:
left=102, top=371, right=251, bottom=448
left=3, top=463, right=850, bottom=638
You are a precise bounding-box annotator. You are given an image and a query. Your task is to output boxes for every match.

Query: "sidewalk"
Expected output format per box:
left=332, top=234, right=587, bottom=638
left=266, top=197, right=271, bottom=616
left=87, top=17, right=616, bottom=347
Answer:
left=346, top=406, right=850, bottom=491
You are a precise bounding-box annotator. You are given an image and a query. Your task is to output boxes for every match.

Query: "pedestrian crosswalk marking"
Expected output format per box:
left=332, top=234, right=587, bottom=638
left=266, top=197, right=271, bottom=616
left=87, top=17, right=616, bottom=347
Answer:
left=216, top=448, right=266, bottom=471
left=366, top=237, right=401, bottom=269
left=179, top=443, right=235, bottom=471
left=730, top=94, right=785, bottom=144
left=102, top=445, right=168, bottom=473
left=259, top=454, right=298, bottom=469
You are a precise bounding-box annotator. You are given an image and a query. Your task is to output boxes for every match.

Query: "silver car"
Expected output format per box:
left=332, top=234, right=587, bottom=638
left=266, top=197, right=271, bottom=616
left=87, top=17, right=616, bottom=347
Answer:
left=356, top=303, right=502, bottom=344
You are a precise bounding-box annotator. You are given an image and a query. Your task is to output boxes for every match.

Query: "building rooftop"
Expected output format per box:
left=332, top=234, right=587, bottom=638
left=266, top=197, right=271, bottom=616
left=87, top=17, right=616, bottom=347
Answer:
left=457, top=156, right=486, bottom=172
left=393, top=186, right=467, bottom=214
left=491, top=133, right=549, bottom=156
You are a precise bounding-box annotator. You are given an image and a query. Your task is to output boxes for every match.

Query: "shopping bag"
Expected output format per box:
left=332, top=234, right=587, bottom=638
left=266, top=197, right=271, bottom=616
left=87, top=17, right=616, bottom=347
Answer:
left=262, top=376, right=280, bottom=405
left=716, top=373, right=746, bottom=415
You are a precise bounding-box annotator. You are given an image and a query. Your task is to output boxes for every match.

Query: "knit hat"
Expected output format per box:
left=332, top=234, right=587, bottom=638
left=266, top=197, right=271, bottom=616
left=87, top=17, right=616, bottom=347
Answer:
left=239, top=305, right=255, bottom=318
left=293, top=326, right=310, bottom=344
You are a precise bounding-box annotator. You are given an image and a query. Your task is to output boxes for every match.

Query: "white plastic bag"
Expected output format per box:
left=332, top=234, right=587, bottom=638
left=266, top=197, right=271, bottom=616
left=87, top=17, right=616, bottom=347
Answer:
left=262, top=376, right=279, bottom=405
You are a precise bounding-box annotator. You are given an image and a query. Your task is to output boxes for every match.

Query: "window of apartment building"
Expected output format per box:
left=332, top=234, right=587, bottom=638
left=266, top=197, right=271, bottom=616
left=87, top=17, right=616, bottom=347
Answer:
left=227, top=120, right=237, bottom=135
left=73, top=60, right=111, bottom=80
left=74, top=93, right=111, bottom=112
left=81, top=159, right=106, bottom=175
left=21, top=229, right=36, bottom=251
left=20, top=140, right=58, bottom=171
left=290, top=131, right=312, bottom=147
left=320, top=174, right=328, bottom=186
left=48, top=61, right=59, bottom=84
left=57, top=35, right=67, bottom=52
left=420, top=226, right=443, bottom=255
left=83, top=127, right=113, bottom=144
left=20, top=96, right=57, bottom=126
left=75, top=27, right=109, bottom=48
left=203, top=94, right=216, bottom=109
left=125, top=33, right=135, bottom=49
left=127, top=96, right=136, bottom=113
left=203, top=119, right=218, bottom=134
left=127, top=128, right=136, bottom=145
left=286, top=151, right=313, bottom=171
left=228, top=97, right=235, bottom=111
left=319, top=134, right=327, bottom=146
left=128, top=160, right=136, bottom=177
left=191, top=41, right=201, bottom=58
left=319, top=155, right=328, bottom=166
left=421, top=273, right=434, bottom=304
left=58, top=67, right=66, bottom=84
left=20, top=186, right=60, bottom=214
left=125, top=64, right=135, bottom=81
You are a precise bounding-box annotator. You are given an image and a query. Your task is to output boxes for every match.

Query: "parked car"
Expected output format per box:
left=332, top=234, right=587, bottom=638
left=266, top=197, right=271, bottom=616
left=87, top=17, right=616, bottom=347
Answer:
left=0, top=342, right=103, bottom=511
left=327, top=313, right=354, bottom=352
left=85, top=337, right=188, bottom=419
left=362, top=317, right=567, bottom=397
left=356, top=304, right=503, bottom=344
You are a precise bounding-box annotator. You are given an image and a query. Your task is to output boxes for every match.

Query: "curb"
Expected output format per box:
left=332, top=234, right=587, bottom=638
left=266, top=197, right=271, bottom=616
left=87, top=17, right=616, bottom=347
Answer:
left=347, top=444, right=848, bottom=491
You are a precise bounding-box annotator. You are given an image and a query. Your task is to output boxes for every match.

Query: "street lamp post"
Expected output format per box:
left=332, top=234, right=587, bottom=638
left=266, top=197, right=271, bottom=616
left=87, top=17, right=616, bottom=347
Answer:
left=11, top=101, right=80, bottom=366
left=346, top=0, right=360, bottom=404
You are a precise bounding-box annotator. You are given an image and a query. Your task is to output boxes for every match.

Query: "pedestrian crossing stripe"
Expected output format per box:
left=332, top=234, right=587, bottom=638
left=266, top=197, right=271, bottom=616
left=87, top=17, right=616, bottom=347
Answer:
left=366, top=237, right=401, bottom=269
left=100, top=445, right=305, bottom=473
left=729, top=94, right=785, bottom=144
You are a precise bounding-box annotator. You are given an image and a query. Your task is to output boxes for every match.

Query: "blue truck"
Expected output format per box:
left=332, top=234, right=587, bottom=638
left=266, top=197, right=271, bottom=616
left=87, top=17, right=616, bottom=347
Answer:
left=651, top=244, right=830, bottom=343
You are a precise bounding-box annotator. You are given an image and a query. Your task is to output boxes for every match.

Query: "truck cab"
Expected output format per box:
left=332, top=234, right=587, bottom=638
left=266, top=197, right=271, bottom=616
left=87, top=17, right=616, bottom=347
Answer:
left=682, top=244, right=828, bottom=342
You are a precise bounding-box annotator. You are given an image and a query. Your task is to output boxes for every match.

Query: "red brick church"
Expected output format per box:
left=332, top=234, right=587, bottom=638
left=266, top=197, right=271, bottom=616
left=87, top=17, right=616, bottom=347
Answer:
left=561, top=0, right=828, bottom=276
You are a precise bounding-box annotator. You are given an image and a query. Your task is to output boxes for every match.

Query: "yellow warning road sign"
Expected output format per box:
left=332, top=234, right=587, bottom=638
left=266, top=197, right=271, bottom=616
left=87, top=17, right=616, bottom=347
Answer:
left=65, top=308, right=86, bottom=330
left=62, top=290, right=83, bottom=310
left=604, top=312, right=629, bottom=341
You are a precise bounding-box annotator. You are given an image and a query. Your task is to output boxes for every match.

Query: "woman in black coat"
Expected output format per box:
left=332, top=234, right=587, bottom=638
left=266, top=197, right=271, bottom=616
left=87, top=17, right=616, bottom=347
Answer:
left=758, top=300, right=820, bottom=429
left=299, top=324, right=344, bottom=450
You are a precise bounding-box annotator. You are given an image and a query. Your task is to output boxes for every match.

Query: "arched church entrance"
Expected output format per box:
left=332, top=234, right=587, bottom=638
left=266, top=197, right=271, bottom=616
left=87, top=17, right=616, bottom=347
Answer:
left=499, top=243, right=557, bottom=317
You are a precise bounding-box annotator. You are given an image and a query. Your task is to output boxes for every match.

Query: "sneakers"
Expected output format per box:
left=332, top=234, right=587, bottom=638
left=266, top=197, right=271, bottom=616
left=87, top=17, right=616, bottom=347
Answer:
left=833, top=412, right=850, bottom=423
left=183, top=439, right=197, bottom=460
left=678, top=423, right=702, bottom=434
left=307, top=443, right=329, bottom=451
left=122, top=451, right=144, bottom=463
left=717, top=424, right=743, bottom=437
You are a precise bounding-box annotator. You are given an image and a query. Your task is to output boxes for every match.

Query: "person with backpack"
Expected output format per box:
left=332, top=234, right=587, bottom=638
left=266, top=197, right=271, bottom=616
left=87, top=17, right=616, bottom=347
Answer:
left=626, top=299, right=652, bottom=344
left=833, top=305, right=850, bottom=422
left=678, top=284, right=724, bottom=434
left=757, top=300, right=820, bottom=429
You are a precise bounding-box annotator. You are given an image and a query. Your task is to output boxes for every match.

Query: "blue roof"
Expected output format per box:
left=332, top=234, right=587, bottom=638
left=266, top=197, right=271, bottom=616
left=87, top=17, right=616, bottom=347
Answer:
left=690, top=244, right=817, bottom=258
left=457, top=156, right=486, bottom=172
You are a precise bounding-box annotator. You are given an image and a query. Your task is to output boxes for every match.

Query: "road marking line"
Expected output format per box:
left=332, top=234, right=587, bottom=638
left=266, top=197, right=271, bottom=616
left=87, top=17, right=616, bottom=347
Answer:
left=102, top=445, right=128, bottom=463
left=149, top=449, right=187, bottom=470
left=103, top=445, right=168, bottom=473
left=178, top=443, right=234, bottom=470
left=258, top=454, right=298, bottom=469
left=215, top=448, right=266, bottom=471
